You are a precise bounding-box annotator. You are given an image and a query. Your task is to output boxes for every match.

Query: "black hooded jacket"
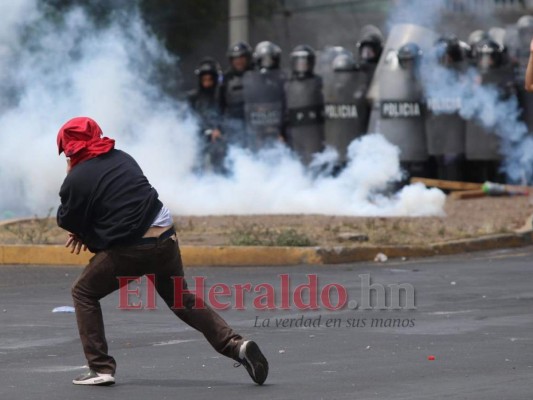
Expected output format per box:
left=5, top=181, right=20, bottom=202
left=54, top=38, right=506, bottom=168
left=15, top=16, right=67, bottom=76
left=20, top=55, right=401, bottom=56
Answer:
left=57, top=149, right=162, bottom=252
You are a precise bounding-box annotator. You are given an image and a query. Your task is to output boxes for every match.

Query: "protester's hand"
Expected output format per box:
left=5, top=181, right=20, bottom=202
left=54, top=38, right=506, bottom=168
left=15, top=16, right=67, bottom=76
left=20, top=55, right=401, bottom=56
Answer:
left=530, top=37, right=533, bottom=53
left=66, top=233, right=87, bottom=255
left=211, top=129, right=222, bottom=143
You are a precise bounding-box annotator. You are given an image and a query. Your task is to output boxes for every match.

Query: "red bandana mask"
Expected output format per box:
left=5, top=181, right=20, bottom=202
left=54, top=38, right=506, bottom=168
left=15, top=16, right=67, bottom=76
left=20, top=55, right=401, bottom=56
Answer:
left=57, top=117, right=115, bottom=168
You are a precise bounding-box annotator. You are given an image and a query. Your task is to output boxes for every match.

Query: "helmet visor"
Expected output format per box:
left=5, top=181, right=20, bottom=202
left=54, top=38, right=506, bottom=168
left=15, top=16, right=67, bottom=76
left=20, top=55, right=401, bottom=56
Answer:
left=292, top=56, right=310, bottom=73
left=260, top=53, right=276, bottom=68
left=478, top=53, right=494, bottom=70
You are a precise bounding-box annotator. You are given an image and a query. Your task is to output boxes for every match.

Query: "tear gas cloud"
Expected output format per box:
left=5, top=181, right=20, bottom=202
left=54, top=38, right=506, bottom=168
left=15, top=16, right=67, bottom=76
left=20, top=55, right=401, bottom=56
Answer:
left=421, top=64, right=532, bottom=182
left=0, top=1, right=446, bottom=219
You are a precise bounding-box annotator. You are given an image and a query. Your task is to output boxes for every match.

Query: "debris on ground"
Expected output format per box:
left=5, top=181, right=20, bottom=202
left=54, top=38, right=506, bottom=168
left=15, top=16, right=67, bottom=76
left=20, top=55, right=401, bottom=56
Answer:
left=412, top=177, right=531, bottom=200
left=52, top=306, right=75, bottom=313
left=374, top=253, right=388, bottom=263
left=337, top=232, right=369, bottom=242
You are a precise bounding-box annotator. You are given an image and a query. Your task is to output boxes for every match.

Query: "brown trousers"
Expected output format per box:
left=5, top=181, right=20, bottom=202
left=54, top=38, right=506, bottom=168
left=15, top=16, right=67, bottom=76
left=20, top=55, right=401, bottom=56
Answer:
left=71, top=233, right=242, bottom=374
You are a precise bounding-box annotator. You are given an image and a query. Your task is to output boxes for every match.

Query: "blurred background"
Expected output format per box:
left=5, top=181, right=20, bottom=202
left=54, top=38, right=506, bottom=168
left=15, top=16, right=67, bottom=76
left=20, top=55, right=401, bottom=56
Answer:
left=52, top=0, right=533, bottom=87
left=42, top=0, right=533, bottom=87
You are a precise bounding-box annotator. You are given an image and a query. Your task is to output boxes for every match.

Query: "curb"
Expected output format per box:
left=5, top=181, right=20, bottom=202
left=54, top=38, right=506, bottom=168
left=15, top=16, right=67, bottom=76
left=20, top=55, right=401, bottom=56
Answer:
left=317, top=232, right=533, bottom=264
left=0, top=231, right=532, bottom=266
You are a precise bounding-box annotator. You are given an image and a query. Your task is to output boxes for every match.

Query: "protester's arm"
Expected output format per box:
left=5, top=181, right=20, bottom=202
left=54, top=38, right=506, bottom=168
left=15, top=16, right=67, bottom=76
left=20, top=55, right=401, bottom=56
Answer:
left=525, top=38, right=533, bottom=92
left=58, top=199, right=88, bottom=255
left=57, top=164, right=89, bottom=254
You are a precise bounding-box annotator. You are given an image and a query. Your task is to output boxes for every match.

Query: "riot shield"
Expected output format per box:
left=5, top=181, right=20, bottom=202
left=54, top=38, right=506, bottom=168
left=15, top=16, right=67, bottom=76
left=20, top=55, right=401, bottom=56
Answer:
left=285, top=75, right=324, bottom=164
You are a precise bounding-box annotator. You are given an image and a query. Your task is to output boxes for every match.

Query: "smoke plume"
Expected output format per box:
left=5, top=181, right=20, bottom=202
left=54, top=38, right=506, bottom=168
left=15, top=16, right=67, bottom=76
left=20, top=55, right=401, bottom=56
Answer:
left=0, top=1, right=445, bottom=219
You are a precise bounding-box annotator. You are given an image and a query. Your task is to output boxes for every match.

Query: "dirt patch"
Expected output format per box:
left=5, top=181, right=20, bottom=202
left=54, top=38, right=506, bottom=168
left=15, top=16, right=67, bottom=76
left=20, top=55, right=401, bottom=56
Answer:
left=0, top=196, right=532, bottom=247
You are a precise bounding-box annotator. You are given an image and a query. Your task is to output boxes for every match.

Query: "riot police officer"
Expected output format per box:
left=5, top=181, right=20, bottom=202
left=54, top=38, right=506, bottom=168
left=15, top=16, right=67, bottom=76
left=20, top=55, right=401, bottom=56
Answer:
left=465, top=38, right=514, bottom=183
left=220, top=42, right=253, bottom=147
left=242, top=41, right=286, bottom=150
left=284, top=45, right=324, bottom=165
left=188, top=58, right=226, bottom=174
left=315, top=46, right=353, bottom=98
left=356, top=25, right=384, bottom=84
left=368, top=42, right=428, bottom=179
left=323, top=51, right=369, bottom=171
left=467, top=30, right=490, bottom=63
left=425, top=35, right=468, bottom=180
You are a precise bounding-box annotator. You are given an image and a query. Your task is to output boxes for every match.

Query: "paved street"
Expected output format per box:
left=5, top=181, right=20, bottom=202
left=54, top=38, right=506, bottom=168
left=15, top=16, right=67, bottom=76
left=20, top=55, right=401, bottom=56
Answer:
left=0, top=248, right=532, bottom=399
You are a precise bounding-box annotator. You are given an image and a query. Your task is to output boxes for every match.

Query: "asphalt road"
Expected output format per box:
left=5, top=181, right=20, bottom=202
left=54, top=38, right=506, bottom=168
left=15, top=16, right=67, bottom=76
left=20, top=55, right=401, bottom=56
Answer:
left=0, top=247, right=532, bottom=400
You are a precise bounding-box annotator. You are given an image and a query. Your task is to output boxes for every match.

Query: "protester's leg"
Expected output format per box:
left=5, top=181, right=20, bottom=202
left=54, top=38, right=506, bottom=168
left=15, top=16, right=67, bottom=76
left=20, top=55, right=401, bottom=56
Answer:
left=71, top=251, right=121, bottom=375
left=152, top=237, right=243, bottom=360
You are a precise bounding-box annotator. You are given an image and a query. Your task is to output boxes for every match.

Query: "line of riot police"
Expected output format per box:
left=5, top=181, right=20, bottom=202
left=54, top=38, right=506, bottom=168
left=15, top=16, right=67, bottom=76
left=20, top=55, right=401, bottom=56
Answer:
left=187, top=17, right=533, bottom=183
left=187, top=32, right=380, bottom=175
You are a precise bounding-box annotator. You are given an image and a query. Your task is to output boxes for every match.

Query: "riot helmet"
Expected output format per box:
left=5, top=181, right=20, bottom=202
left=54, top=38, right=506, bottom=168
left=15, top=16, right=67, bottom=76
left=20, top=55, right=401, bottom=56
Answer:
left=397, top=42, right=422, bottom=69
left=467, top=30, right=489, bottom=59
left=434, top=35, right=464, bottom=66
left=475, top=38, right=504, bottom=71
left=227, top=41, right=252, bottom=72
left=356, top=25, right=384, bottom=64
left=517, top=15, right=533, bottom=47
left=290, top=44, right=316, bottom=78
left=316, top=46, right=351, bottom=77
left=332, top=52, right=357, bottom=72
left=253, top=41, right=282, bottom=71
left=228, top=41, right=252, bottom=59
left=517, top=15, right=533, bottom=30
left=468, top=30, right=488, bottom=47
left=488, top=27, right=506, bottom=48
left=194, top=58, right=220, bottom=90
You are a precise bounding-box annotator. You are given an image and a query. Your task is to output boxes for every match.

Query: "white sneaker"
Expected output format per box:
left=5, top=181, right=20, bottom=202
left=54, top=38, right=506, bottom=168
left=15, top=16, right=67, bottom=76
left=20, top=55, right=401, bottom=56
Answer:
left=72, top=369, right=115, bottom=386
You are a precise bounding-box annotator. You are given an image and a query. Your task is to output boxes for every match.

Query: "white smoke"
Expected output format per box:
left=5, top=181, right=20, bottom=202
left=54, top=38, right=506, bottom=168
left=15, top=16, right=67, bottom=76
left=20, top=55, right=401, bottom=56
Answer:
left=422, top=64, right=531, bottom=182
left=164, top=135, right=445, bottom=216
left=386, top=0, right=446, bottom=31
left=0, top=1, right=445, bottom=219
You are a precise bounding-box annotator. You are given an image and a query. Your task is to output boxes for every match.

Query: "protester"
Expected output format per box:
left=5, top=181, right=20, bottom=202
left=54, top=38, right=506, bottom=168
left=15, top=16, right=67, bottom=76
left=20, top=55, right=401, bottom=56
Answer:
left=57, top=117, right=268, bottom=386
